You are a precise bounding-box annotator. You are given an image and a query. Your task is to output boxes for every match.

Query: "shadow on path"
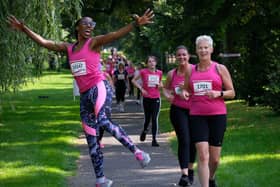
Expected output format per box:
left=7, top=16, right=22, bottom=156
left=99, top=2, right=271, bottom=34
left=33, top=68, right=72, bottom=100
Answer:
left=68, top=97, right=200, bottom=187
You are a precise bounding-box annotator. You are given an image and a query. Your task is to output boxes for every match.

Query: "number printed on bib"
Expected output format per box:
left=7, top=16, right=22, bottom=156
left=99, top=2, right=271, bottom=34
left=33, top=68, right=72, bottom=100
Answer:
left=148, top=75, right=159, bottom=87
left=70, top=60, right=87, bottom=76
left=117, top=74, right=125, bottom=80
left=193, top=80, right=212, bottom=95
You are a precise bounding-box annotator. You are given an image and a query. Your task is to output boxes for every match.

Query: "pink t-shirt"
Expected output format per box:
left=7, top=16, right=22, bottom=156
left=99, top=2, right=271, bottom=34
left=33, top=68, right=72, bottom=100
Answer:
left=189, top=62, right=226, bottom=115
left=126, top=65, right=135, bottom=77
left=140, top=68, right=162, bottom=99
left=105, top=60, right=114, bottom=76
left=169, top=69, right=190, bottom=109
left=67, top=38, right=105, bottom=93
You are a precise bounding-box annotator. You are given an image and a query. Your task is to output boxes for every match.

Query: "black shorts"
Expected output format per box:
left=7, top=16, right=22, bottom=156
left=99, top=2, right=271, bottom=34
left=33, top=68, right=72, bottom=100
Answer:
left=189, top=115, right=227, bottom=146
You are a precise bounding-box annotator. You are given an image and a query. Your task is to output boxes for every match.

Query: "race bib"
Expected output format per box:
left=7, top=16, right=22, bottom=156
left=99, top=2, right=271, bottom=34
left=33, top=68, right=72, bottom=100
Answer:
left=70, top=60, right=87, bottom=76
left=117, top=74, right=125, bottom=80
left=148, top=75, right=159, bottom=87
left=193, top=80, right=212, bottom=95
left=175, top=86, right=182, bottom=95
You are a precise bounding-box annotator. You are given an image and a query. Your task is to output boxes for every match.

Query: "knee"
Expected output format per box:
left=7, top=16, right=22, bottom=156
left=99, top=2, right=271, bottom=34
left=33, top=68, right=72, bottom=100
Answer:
left=198, top=152, right=209, bottom=164
left=197, top=146, right=209, bottom=165
left=210, top=156, right=220, bottom=167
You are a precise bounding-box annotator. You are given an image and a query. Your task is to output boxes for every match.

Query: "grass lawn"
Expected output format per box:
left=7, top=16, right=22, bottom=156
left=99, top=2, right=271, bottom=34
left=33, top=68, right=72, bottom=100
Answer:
left=1, top=71, right=279, bottom=187
left=159, top=98, right=280, bottom=187
left=0, top=71, right=81, bottom=187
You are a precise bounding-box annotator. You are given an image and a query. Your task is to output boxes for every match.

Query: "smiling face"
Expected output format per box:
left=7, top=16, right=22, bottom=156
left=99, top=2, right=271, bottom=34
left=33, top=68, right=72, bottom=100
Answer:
left=176, top=48, right=190, bottom=66
left=196, top=36, right=214, bottom=62
left=75, top=17, right=96, bottom=39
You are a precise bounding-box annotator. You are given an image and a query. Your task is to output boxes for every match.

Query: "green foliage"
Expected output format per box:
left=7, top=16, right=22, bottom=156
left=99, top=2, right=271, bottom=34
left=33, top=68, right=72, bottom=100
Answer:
left=150, top=0, right=280, bottom=112
left=0, top=0, right=82, bottom=92
left=2, top=0, right=279, bottom=111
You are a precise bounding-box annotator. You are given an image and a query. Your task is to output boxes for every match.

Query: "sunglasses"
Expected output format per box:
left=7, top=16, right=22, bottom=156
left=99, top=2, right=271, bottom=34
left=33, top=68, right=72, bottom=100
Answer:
left=80, top=20, right=96, bottom=28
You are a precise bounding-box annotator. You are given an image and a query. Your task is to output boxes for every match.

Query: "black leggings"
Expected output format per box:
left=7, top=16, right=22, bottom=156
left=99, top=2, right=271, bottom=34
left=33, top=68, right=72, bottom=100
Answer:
left=115, top=83, right=126, bottom=103
left=170, top=105, right=196, bottom=169
left=142, top=97, right=160, bottom=140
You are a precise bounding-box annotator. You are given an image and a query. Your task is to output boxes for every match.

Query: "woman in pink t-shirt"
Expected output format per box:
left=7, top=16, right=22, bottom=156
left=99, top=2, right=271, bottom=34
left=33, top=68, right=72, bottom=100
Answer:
left=126, top=61, right=136, bottom=96
left=132, top=56, right=163, bottom=147
left=7, top=10, right=154, bottom=187
left=163, top=45, right=196, bottom=186
left=181, top=35, right=235, bottom=187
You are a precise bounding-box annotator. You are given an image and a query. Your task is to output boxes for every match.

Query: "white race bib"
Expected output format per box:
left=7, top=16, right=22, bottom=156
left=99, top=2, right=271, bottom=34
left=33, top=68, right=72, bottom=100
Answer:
left=70, top=60, right=87, bottom=76
left=193, top=80, right=212, bottom=95
left=148, top=75, right=159, bottom=87
left=117, top=74, right=125, bottom=80
left=174, top=82, right=184, bottom=95
left=175, top=86, right=182, bottom=95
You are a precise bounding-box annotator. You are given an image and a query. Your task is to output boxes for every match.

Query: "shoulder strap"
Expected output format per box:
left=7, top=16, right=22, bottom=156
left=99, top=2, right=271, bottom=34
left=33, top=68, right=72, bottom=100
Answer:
left=171, top=68, right=177, bottom=82
left=215, top=62, right=221, bottom=76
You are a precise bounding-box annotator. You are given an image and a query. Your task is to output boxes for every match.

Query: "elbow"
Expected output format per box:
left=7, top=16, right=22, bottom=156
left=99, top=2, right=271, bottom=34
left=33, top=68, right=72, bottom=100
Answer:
left=228, top=90, right=236, bottom=99
left=232, top=90, right=236, bottom=99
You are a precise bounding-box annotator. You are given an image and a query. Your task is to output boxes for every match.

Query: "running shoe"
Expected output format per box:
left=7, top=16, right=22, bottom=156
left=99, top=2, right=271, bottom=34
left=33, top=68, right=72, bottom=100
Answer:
left=152, top=139, right=160, bottom=147
left=99, top=143, right=105, bottom=148
left=209, top=179, right=218, bottom=187
left=135, top=151, right=151, bottom=168
left=140, top=130, right=147, bottom=141
left=120, top=102, right=125, bottom=112
left=188, top=169, right=194, bottom=185
left=95, top=178, right=113, bottom=187
left=178, top=174, right=191, bottom=186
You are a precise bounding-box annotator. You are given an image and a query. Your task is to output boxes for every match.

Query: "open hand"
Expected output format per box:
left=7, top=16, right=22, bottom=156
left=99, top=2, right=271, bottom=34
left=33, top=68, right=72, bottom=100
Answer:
left=6, top=15, right=24, bottom=31
left=132, top=8, right=154, bottom=26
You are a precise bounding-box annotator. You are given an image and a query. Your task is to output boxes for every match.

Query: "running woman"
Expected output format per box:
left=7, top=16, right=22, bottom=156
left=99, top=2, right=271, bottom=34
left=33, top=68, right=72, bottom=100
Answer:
left=163, top=46, right=196, bottom=186
left=126, top=61, right=136, bottom=96
left=132, top=56, right=163, bottom=147
left=7, top=9, right=154, bottom=187
left=181, top=35, right=235, bottom=187
left=113, top=60, right=128, bottom=112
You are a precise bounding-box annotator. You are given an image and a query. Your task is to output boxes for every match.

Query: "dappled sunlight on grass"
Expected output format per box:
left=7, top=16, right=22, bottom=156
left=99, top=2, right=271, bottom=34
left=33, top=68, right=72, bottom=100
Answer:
left=0, top=164, right=72, bottom=178
left=221, top=153, right=280, bottom=164
left=0, top=71, right=81, bottom=187
left=162, top=99, right=280, bottom=186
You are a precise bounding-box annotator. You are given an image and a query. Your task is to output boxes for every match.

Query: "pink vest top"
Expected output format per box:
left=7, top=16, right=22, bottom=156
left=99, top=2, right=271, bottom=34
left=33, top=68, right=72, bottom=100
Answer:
left=67, top=38, right=105, bottom=93
left=170, top=69, right=190, bottom=109
left=140, top=68, right=162, bottom=98
left=189, top=62, right=226, bottom=115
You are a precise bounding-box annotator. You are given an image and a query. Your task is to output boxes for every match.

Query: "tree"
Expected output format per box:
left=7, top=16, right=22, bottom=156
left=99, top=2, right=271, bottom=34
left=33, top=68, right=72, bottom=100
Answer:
left=0, top=0, right=82, bottom=92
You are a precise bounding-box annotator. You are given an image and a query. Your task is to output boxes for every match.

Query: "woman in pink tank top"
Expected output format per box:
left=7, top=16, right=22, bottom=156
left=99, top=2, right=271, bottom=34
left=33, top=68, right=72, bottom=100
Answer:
left=7, top=10, right=154, bottom=187
left=181, top=35, right=235, bottom=187
left=163, top=45, right=196, bottom=186
left=132, top=56, right=163, bottom=147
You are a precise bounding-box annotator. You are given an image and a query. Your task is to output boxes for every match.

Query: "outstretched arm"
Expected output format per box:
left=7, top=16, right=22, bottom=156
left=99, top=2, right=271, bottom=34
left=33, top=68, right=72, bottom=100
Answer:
left=7, top=15, right=67, bottom=52
left=91, top=8, right=154, bottom=49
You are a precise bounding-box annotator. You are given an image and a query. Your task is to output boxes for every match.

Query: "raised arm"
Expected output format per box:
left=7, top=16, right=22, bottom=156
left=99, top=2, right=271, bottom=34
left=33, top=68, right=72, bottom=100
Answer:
left=7, top=15, right=67, bottom=52
left=91, top=9, right=154, bottom=49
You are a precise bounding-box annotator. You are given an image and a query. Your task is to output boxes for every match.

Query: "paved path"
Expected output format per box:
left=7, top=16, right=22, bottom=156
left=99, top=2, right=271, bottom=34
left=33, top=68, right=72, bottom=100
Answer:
left=68, top=97, right=200, bottom=187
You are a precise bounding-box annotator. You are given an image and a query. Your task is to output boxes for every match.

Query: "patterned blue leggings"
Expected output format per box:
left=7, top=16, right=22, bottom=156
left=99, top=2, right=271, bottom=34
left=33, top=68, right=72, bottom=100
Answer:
left=80, top=80, right=137, bottom=178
